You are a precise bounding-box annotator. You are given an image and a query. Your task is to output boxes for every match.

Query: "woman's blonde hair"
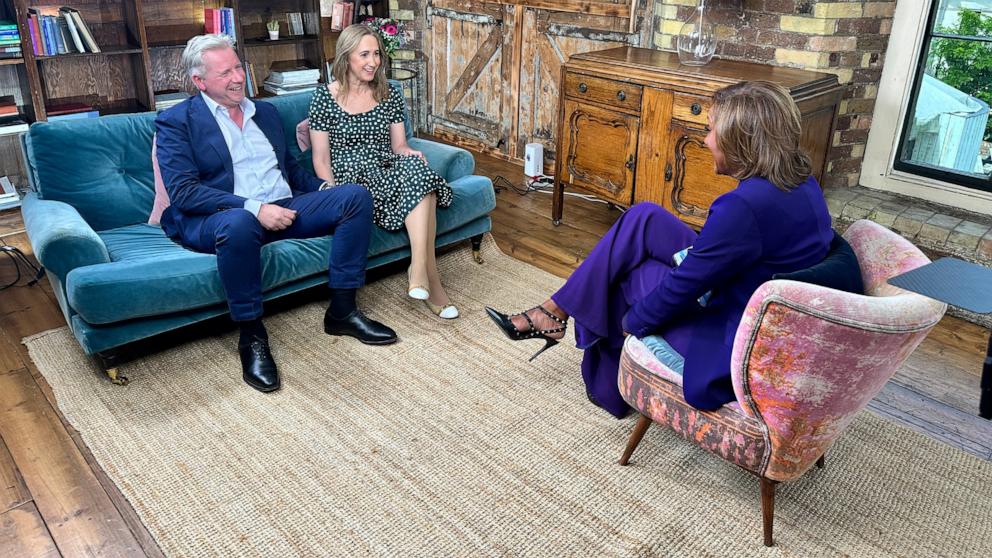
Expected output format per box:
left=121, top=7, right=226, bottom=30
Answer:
left=331, top=24, right=390, bottom=103
left=710, top=81, right=812, bottom=191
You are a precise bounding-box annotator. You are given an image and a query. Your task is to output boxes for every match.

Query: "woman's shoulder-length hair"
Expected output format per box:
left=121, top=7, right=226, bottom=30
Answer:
left=710, top=80, right=813, bottom=192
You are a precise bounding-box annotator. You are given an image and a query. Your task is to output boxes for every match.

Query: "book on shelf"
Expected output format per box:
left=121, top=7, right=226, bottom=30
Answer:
left=27, top=7, right=98, bottom=55
left=0, top=21, right=18, bottom=31
left=0, top=96, right=16, bottom=117
left=262, top=81, right=318, bottom=96
left=268, top=67, right=321, bottom=85
left=0, top=176, right=21, bottom=210
left=330, top=2, right=353, bottom=32
left=60, top=7, right=99, bottom=53
left=0, top=119, right=29, bottom=135
left=154, top=91, right=188, bottom=111
left=204, top=8, right=236, bottom=43
left=46, top=101, right=99, bottom=120
left=57, top=10, right=81, bottom=53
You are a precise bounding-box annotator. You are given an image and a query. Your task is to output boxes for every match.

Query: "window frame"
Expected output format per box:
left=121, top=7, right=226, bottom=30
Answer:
left=863, top=0, right=992, bottom=215
left=892, top=1, right=992, bottom=192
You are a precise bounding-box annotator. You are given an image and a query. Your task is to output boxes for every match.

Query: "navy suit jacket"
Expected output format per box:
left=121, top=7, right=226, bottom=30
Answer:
left=622, top=176, right=833, bottom=410
left=154, top=94, right=323, bottom=240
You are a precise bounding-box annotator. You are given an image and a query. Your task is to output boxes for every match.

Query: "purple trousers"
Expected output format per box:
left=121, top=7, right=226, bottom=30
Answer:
left=551, top=204, right=698, bottom=417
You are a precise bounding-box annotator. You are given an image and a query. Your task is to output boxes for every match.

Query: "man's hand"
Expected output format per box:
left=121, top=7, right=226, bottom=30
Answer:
left=257, top=204, right=297, bottom=231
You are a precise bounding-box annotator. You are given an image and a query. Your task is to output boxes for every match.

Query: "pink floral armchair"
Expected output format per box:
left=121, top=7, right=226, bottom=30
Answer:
left=616, top=219, right=947, bottom=546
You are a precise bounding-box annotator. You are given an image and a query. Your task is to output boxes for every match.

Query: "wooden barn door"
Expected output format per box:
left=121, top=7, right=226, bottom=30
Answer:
left=514, top=2, right=641, bottom=162
left=426, top=1, right=515, bottom=155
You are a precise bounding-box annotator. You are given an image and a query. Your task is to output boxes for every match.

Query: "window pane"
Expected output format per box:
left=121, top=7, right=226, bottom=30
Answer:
left=932, top=1, right=992, bottom=37
left=900, top=6, right=992, bottom=184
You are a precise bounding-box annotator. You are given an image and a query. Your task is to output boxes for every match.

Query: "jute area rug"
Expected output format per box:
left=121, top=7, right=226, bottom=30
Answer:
left=25, top=236, right=992, bottom=557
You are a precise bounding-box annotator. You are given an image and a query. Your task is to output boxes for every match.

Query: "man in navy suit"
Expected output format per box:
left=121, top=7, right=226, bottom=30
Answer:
left=155, top=35, right=397, bottom=393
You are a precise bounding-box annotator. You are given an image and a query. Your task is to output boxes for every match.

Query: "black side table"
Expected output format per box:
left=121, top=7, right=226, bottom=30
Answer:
left=888, top=257, right=992, bottom=419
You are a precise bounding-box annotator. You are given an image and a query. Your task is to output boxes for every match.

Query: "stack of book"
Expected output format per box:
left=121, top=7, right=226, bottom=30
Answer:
left=204, top=7, right=236, bottom=43
left=27, top=6, right=99, bottom=56
left=263, top=62, right=320, bottom=96
left=0, top=20, right=20, bottom=60
left=46, top=101, right=99, bottom=121
left=0, top=176, right=21, bottom=211
left=0, top=96, right=27, bottom=135
left=154, top=91, right=188, bottom=111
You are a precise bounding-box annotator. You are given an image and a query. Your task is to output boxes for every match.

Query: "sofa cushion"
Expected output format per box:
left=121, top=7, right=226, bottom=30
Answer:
left=27, top=113, right=158, bottom=231
left=67, top=175, right=495, bottom=324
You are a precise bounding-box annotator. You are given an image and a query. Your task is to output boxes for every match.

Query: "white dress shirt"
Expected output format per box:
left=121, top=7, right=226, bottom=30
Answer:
left=200, top=92, right=293, bottom=217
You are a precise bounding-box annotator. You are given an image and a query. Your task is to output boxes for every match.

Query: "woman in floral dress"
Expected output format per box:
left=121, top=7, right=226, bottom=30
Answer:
left=309, top=25, right=457, bottom=319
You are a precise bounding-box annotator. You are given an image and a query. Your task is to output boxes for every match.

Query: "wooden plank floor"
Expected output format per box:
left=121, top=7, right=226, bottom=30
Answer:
left=0, top=150, right=990, bottom=556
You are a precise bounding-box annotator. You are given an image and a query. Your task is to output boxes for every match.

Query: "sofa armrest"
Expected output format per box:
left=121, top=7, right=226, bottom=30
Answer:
left=21, top=192, right=110, bottom=284
left=409, top=137, right=476, bottom=183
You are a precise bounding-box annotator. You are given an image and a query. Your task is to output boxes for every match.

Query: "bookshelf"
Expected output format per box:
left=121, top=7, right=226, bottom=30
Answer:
left=3, top=0, right=338, bottom=121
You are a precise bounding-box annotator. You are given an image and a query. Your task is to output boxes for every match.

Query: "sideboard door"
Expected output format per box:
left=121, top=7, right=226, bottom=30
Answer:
left=427, top=1, right=513, bottom=155
left=559, top=99, right=639, bottom=205
left=661, top=123, right=738, bottom=229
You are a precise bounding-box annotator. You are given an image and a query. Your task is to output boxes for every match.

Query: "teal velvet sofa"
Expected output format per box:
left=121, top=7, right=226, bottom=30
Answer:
left=20, top=91, right=495, bottom=373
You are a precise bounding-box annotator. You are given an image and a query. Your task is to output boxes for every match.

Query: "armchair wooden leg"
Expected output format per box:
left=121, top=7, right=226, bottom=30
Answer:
left=619, top=414, right=652, bottom=465
left=470, top=234, right=484, bottom=264
left=761, top=477, right=778, bottom=547
left=816, top=454, right=825, bottom=469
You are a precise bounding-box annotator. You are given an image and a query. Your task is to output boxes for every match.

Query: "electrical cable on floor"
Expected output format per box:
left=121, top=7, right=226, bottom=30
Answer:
left=493, top=174, right=623, bottom=209
left=0, top=241, right=44, bottom=291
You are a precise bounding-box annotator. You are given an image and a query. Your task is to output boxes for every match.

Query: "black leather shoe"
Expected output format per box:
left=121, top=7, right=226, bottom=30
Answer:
left=238, top=336, right=280, bottom=392
left=324, top=308, right=398, bottom=345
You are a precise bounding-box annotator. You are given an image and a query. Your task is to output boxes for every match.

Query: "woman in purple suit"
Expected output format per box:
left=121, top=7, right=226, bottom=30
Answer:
left=487, top=81, right=834, bottom=417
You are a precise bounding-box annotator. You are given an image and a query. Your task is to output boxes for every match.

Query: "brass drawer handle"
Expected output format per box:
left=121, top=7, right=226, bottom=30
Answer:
left=578, top=82, right=588, bottom=93
left=617, top=90, right=626, bottom=101
left=691, top=103, right=702, bottom=115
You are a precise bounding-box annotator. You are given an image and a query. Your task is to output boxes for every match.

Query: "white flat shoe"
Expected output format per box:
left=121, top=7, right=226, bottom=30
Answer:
left=407, top=266, right=430, bottom=300
left=408, top=286, right=430, bottom=300
left=425, top=300, right=459, bottom=319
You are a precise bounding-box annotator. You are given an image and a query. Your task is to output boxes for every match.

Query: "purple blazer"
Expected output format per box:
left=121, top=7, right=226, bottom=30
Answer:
left=622, top=176, right=833, bottom=410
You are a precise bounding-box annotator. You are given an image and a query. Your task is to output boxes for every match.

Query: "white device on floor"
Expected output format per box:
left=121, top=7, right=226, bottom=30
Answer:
left=524, top=143, right=544, bottom=177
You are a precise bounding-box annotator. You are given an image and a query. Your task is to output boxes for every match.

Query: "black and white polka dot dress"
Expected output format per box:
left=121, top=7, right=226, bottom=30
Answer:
left=308, top=83, right=452, bottom=231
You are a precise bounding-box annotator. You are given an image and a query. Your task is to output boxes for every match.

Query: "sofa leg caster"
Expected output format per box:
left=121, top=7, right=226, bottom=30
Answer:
left=105, top=367, right=129, bottom=386
left=470, top=234, right=484, bottom=264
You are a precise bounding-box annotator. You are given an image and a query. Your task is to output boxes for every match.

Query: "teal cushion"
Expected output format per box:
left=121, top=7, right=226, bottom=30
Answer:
left=67, top=175, right=494, bottom=324
left=27, top=113, right=158, bottom=231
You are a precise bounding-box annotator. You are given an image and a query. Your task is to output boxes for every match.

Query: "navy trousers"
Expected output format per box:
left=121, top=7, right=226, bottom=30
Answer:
left=551, top=203, right=698, bottom=417
left=179, top=184, right=373, bottom=321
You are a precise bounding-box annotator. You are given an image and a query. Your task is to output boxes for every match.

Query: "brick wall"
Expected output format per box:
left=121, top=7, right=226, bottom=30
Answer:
left=653, top=0, right=896, bottom=189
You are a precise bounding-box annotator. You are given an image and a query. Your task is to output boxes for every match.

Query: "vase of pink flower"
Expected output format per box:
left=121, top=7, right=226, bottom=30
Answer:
left=363, top=17, right=406, bottom=60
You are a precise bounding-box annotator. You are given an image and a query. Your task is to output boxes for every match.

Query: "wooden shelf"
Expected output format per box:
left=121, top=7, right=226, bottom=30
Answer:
left=0, top=57, right=23, bottom=65
left=35, top=45, right=145, bottom=61
left=245, top=35, right=319, bottom=46
left=147, top=42, right=189, bottom=49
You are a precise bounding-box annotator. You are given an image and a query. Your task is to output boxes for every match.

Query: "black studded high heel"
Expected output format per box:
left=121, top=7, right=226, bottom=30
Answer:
left=485, top=305, right=568, bottom=362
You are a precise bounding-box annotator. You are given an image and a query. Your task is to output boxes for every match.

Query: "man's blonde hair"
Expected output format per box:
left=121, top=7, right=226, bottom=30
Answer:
left=331, top=24, right=389, bottom=103
left=710, top=81, right=812, bottom=192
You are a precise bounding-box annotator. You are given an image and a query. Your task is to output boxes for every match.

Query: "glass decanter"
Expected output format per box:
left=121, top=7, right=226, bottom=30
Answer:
left=677, top=0, right=717, bottom=66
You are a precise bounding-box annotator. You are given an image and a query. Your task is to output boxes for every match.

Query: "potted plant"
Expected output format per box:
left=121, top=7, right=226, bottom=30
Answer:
left=266, top=20, right=279, bottom=40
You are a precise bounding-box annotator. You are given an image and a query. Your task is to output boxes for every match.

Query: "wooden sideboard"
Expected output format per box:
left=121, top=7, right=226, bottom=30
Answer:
left=552, top=47, right=845, bottom=228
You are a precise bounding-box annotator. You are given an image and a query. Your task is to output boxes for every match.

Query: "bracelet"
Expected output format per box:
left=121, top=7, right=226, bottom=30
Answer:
left=319, top=181, right=334, bottom=191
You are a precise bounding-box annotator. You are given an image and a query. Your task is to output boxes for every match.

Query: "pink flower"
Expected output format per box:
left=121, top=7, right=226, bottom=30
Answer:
left=382, top=24, right=398, bottom=35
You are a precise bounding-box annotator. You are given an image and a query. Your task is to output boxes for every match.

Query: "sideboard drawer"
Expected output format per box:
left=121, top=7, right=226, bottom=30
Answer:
left=672, top=93, right=711, bottom=128
left=564, top=72, right=642, bottom=112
